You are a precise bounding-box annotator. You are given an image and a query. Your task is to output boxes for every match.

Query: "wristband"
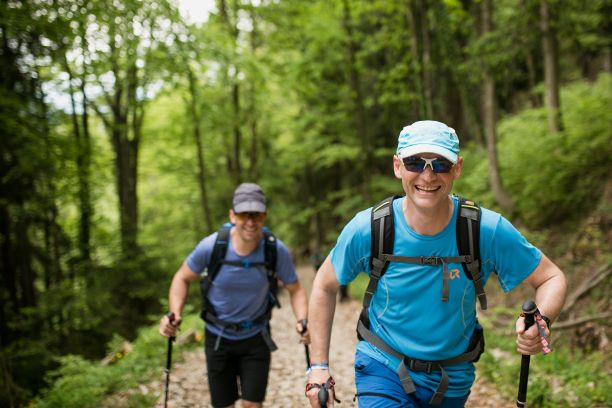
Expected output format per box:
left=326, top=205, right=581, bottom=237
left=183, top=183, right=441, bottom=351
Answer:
left=310, top=363, right=329, bottom=370
left=305, top=363, right=329, bottom=375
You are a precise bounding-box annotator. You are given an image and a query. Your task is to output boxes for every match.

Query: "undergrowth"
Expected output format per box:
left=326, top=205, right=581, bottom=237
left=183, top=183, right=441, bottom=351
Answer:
left=33, top=312, right=203, bottom=408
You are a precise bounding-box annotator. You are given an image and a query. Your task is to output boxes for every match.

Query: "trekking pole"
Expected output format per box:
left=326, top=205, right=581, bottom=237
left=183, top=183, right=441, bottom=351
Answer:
left=299, top=319, right=311, bottom=371
left=516, top=300, right=536, bottom=408
left=318, top=387, right=329, bottom=407
left=164, top=312, right=176, bottom=408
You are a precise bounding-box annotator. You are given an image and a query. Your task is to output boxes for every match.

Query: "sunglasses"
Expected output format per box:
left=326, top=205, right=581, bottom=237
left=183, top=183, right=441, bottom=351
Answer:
left=234, top=212, right=266, bottom=222
left=401, top=156, right=455, bottom=173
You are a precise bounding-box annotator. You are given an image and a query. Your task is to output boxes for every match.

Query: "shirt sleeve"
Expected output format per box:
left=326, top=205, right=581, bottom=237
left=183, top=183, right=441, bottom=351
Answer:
left=330, top=209, right=372, bottom=285
left=488, top=215, right=542, bottom=293
left=186, top=233, right=218, bottom=275
left=274, top=239, right=298, bottom=284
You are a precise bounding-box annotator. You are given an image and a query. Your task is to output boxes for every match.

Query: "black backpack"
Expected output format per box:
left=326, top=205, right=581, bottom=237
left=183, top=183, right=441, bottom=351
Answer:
left=199, top=223, right=280, bottom=351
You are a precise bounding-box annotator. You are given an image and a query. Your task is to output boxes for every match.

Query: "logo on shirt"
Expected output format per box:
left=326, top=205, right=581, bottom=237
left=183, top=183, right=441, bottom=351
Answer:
left=450, top=269, right=461, bottom=280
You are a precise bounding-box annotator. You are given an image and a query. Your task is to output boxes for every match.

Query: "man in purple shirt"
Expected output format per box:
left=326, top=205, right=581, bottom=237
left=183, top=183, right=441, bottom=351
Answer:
left=160, top=183, right=309, bottom=408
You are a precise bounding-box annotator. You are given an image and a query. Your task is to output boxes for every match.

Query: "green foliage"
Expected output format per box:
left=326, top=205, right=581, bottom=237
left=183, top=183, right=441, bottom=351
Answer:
left=497, top=74, right=612, bottom=226
left=3, top=0, right=611, bottom=404
left=34, top=314, right=203, bottom=408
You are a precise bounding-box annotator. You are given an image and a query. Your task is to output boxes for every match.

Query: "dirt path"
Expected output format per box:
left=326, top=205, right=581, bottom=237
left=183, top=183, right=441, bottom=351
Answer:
left=151, top=265, right=507, bottom=407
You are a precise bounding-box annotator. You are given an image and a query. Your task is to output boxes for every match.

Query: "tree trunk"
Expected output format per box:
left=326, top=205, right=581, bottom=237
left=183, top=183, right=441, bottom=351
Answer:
left=481, top=0, right=515, bottom=214
left=342, top=0, right=370, bottom=199
left=0, top=204, right=17, bottom=345
left=78, top=54, right=92, bottom=262
left=219, top=0, right=242, bottom=184
left=540, top=0, right=563, bottom=133
left=64, top=52, right=91, bottom=262
left=248, top=5, right=259, bottom=179
left=519, top=0, right=541, bottom=107
left=186, top=67, right=213, bottom=233
left=406, top=1, right=425, bottom=118
left=232, top=83, right=242, bottom=184
left=419, top=0, right=434, bottom=118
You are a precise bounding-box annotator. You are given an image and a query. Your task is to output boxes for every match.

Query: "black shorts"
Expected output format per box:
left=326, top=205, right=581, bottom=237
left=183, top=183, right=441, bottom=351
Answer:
left=204, top=328, right=271, bottom=407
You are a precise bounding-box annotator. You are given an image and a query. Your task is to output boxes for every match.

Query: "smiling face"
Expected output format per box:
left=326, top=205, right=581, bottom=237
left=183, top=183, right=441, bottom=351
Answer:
left=393, top=153, right=463, bottom=214
left=229, top=209, right=267, bottom=244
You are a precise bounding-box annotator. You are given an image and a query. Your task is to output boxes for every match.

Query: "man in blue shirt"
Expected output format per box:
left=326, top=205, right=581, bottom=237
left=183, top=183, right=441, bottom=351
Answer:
left=305, top=121, right=567, bottom=407
left=160, top=183, right=309, bottom=408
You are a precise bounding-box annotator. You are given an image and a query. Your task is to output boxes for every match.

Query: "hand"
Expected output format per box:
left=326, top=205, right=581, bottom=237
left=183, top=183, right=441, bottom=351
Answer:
left=515, top=315, right=549, bottom=355
left=159, top=313, right=181, bottom=338
left=296, top=319, right=311, bottom=345
left=306, top=369, right=335, bottom=407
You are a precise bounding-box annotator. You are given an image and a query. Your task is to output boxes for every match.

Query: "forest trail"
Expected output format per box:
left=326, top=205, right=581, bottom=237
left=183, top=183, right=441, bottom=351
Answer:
left=151, top=265, right=508, bottom=407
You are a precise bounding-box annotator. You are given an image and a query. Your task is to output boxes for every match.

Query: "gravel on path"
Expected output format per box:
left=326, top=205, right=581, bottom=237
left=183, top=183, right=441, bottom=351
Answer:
left=151, top=265, right=509, bottom=407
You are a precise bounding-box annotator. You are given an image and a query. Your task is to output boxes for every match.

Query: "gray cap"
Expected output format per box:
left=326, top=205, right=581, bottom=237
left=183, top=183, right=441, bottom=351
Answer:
left=232, top=183, right=266, bottom=213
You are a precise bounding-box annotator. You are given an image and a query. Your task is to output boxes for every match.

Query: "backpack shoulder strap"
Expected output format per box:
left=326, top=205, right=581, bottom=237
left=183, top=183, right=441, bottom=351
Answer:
left=209, top=224, right=232, bottom=281
left=456, top=197, right=487, bottom=310
left=263, top=228, right=277, bottom=274
left=263, top=229, right=280, bottom=308
left=358, top=196, right=399, bottom=334
left=200, top=224, right=231, bottom=320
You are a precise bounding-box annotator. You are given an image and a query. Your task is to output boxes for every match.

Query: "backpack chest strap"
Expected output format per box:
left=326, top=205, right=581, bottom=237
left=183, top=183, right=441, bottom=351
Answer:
left=220, top=260, right=269, bottom=269
left=380, top=254, right=471, bottom=302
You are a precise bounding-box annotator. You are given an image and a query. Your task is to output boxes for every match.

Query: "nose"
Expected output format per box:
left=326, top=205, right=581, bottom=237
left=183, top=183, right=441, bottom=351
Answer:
left=420, top=166, right=437, bottom=180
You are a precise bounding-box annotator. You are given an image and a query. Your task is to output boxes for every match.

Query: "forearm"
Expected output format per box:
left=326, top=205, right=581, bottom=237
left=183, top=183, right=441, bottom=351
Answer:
left=168, top=262, right=194, bottom=317
left=522, top=254, right=567, bottom=323
left=534, top=272, right=567, bottom=322
left=289, top=286, right=309, bottom=321
left=309, top=278, right=338, bottom=364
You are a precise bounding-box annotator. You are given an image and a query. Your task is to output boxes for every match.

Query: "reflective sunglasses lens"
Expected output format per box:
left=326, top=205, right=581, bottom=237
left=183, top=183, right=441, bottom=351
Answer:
left=402, top=156, right=454, bottom=173
left=402, top=157, right=426, bottom=172
left=431, top=159, right=453, bottom=173
left=236, top=212, right=265, bottom=222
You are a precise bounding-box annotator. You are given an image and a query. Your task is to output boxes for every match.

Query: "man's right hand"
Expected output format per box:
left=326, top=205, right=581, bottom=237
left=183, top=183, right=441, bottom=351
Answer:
left=159, top=313, right=181, bottom=338
left=306, top=369, right=335, bottom=407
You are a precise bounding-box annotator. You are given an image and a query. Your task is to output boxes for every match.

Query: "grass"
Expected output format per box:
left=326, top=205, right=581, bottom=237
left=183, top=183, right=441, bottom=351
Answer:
left=33, top=312, right=204, bottom=408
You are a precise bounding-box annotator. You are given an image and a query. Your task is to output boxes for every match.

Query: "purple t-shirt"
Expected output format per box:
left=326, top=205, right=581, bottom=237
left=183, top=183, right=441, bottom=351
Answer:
left=187, top=228, right=297, bottom=340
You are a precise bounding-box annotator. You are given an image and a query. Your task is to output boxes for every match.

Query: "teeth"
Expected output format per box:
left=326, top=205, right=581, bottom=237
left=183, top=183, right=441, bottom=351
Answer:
left=416, top=185, right=439, bottom=191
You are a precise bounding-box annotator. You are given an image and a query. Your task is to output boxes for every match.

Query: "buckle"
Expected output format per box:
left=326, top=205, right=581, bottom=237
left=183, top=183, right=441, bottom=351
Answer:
left=239, top=320, right=254, bottom=330
left=421, top=257, right=439, bottom=266
left=406, top=358, right=434, bottom=373
left=242, top=260, right=252, bottom=268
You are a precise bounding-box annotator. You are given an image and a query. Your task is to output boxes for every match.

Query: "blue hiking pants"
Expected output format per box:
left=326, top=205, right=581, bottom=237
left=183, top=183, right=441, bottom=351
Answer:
left=354, top=351, right=470, bottom=408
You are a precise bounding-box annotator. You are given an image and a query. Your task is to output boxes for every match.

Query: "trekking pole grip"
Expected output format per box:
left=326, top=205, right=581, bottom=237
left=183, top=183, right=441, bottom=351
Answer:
left=167, top=312, right=176, bottom=341
left=516, top=300, right=537, bottom=407
left=318, top=386, right=328, bottom=407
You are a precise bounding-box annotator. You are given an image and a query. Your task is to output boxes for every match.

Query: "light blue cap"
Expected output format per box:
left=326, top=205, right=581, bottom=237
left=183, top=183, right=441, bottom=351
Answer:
left=396, top=120, right=460, bottom=163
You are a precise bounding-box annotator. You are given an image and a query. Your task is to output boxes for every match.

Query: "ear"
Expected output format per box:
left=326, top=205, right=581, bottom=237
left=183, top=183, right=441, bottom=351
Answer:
left=229, top=209, right=237, bottom=224
left=393, top=155, right=403, bottom=179
left=453, top=156, right=464, bottom=179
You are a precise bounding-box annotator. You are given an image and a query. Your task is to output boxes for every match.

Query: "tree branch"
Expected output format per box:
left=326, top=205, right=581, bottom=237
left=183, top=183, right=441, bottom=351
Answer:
left=553, top=312, right=612, bottom=330
left=563, top=265, right=611, bottom=312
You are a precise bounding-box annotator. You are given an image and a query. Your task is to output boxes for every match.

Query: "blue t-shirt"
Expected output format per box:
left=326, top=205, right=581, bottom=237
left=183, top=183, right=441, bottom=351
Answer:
left=187, top=228, right=298, bottom=340
left=331, top=196, right=541, bottom=396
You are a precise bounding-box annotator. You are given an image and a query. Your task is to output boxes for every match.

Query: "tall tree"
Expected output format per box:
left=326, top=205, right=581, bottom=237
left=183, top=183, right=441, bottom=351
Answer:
left=218, top=0, right=243, bottom=184
left=540, top=0, right=563, bottom=132
left=341, top=0, right=370, bottom=198
left=88, top=0, right=174, bottom=255
left=480, top=0, right=514, bottom=213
